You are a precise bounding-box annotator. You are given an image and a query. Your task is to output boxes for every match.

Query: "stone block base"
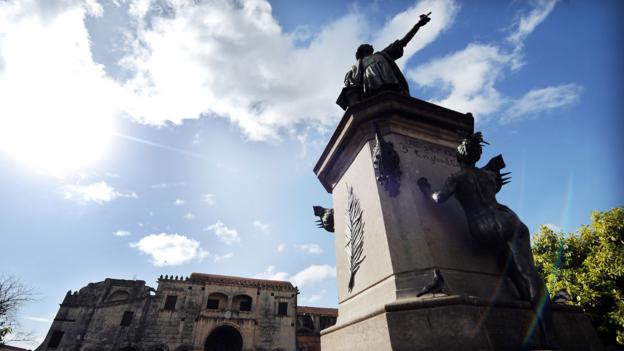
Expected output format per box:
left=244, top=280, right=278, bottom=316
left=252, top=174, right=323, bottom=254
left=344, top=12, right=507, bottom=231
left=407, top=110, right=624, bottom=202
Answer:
left=320, top=295, right=602, bottom=350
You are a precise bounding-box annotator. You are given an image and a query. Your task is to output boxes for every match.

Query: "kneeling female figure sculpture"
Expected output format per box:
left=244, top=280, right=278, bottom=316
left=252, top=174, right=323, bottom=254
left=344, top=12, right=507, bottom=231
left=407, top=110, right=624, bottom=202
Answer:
left=417, top=132, right=557, bottom=348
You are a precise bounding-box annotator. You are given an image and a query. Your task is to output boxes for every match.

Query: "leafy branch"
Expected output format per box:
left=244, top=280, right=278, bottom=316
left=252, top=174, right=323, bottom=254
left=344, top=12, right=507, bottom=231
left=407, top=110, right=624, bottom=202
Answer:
left=345, top=184, right=366, bottom=292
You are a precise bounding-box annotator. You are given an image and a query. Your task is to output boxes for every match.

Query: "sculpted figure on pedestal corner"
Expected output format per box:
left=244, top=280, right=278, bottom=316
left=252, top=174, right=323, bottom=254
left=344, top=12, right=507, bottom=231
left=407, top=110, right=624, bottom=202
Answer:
left=417, top=132, right=558, bottom=349
left=336, top=12, right=431, bottom=110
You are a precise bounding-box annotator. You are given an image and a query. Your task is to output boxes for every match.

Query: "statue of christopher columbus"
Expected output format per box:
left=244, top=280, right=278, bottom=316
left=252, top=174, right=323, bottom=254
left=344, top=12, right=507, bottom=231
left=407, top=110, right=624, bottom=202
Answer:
left=336, top=12, right=431, bottom=110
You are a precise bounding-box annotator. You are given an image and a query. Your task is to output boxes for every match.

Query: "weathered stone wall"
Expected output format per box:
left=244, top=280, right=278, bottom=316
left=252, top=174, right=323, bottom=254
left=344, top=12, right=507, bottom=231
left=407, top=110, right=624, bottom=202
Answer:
left=296, top=307, right=338, bottom=351
left=36, top=279, right=153, bottom=351
left=35, top=274, right=311, bottom=351
left=141, top=276, right=297, bottom=351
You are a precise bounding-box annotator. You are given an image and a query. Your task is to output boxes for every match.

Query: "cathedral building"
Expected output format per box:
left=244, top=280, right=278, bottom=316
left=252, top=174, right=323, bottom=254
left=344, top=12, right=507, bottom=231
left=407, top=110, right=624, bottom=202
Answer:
left=36, top=273, right=336, bottom=351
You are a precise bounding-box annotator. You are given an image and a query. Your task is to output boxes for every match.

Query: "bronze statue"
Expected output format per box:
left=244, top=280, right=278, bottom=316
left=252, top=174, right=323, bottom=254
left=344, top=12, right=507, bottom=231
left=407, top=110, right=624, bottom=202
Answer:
left=372, top=123, right=402, bottom=197
left=417, top=132, right=557, bottom=348
left=313, top=205, right=334, bottom=232
left=336, top=12, right=432, bottom=110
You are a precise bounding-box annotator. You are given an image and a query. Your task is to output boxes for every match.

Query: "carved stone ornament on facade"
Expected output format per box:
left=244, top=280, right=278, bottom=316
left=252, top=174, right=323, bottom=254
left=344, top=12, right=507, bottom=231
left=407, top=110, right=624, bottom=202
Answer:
left=372, top=123, right=401, bottom=197
left=345, top=184, right=365, bottom=292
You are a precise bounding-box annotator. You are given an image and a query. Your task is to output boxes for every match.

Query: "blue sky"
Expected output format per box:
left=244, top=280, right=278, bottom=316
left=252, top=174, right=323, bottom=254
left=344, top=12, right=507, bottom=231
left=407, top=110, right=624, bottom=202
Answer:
left=0, top=0, right=622, bottom=346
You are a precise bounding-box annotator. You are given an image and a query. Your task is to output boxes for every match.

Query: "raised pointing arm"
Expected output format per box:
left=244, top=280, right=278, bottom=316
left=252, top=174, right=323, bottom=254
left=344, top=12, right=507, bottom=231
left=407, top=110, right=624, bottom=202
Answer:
left=398, top=12, right=431, bottom=48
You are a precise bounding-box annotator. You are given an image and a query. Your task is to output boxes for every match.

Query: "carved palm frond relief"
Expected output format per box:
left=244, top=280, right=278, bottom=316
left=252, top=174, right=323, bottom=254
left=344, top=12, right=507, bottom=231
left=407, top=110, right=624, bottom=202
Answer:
left=345, top=184, right=365, bottom=292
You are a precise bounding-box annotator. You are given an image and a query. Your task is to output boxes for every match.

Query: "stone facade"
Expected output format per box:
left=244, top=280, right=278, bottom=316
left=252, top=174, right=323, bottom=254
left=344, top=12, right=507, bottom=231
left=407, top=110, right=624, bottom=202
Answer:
left=36, top=273, right=336, bottom=351
left=295, top=307, right=337, bottom=351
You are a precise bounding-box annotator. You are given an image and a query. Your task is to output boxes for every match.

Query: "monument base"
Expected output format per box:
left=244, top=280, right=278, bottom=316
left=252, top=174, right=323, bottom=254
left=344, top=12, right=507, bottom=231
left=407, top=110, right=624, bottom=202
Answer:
left=320, top=295, right=602, bottom=350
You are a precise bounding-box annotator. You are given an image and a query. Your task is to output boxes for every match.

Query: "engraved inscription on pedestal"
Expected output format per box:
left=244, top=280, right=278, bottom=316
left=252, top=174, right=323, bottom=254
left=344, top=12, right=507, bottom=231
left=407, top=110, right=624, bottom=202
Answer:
left=397, top=139, right=458, bottom=169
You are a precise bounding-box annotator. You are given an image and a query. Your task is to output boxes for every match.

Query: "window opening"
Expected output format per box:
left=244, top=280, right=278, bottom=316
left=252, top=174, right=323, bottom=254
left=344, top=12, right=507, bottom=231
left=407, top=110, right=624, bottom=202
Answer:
left=164, top=295, right=177, bottom=310
left=239, top=298, right=251, bottom=311
left=206, top=299, right=219, bottom=309
left=48, top=330, right=64, bottom=348
left=120, top=311, right=134, bottom=326
left=320, top=316, right=337, bottom=330
left=278, top=302, right=288, bottom=316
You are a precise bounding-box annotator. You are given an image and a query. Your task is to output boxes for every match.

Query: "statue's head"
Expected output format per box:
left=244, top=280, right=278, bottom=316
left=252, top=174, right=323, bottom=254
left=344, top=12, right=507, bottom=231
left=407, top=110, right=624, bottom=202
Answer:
left=456, top=132, right=487, bottom=167
left=356, top=44, right=374, bottom=60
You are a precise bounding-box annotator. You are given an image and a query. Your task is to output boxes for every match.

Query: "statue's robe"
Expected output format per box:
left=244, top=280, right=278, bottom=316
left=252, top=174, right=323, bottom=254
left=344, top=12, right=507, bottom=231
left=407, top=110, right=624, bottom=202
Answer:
left=337, top=40, right=409, bottom=110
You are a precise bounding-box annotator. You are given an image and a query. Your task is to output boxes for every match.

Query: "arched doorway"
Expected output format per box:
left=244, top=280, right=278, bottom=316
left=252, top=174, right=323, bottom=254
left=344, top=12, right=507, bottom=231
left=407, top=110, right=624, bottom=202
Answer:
left=205, top=325, right=243, bottom=351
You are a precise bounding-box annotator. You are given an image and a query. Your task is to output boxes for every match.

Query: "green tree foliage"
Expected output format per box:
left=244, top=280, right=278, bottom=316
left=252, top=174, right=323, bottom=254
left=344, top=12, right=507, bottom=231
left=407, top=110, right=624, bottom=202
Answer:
left=532, top=207, right=624, bottom=347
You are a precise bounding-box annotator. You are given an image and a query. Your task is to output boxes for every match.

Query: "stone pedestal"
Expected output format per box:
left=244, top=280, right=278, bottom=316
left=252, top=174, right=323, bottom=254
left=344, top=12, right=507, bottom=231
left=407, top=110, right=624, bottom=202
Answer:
left=314, top=93, right=602, bottom=350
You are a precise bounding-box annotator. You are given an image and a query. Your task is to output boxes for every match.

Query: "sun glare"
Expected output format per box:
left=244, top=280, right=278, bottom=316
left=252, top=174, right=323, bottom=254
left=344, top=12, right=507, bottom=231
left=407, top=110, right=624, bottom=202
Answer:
left=0, top=5, right=117, bottom=176
left=0, top=110, right=114, bottom=176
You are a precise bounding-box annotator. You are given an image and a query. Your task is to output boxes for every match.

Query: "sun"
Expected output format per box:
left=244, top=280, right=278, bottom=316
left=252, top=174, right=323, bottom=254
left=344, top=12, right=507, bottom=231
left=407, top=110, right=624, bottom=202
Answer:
left=0, top=2, right=117, bottom=176
left=0, top=107, right=115, bottom=176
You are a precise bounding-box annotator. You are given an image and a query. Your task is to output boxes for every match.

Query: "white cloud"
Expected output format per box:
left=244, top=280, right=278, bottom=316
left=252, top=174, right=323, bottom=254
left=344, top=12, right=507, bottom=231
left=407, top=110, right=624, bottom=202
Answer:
left=506, top=0, right=558, bottom=69
left=206, top=221, right=240, bottom=245
left=408, top=0, right=571, bottom=122
left=290, top=264, right=336, bottom=288
left=192, top=132, right=201, bottom=145
left=408, top=43, right=509, bottom=116
left=276, top=243, right=286, bottom=253
left=130, top=233, right=209, bottom=266
left=83, top=0, right=103, bottom=16
left=372, top=0, right=460, bottom=70
left=183, top=212, right=195, bottom=220
left=173, top=199, right=185, bottom=206
left=118, top=0, right=459, bottom=140
left=302, top=294, right=322, bottom=304
left=63, top=181, right=137, bottom=204
left=300, top=290, right=326, bottom=304
left=150, top=182, right=186, bottom=189
left=6, top=336, right=44, bottom=350
left=255, top=265, right=289, bottom=281
left=203, top=193, right=215, bottom=206
left=113, top=230, right=131, bottom=237
left=502, top=84, right=582, bottom=123
left=0, top=0, right=461, bottom=160
left=296, top=243, right=323, bottom=255
left=253, top=220, right=270, bottom=234
left=544, top=223, right=562, bottom=233
left=256, top=264, right=336, bottom=288
left=24, top=316, right=53, bottom=323
left=119, top=0, right=356, bottom=140
left=213, top=252, right=234, bottom=263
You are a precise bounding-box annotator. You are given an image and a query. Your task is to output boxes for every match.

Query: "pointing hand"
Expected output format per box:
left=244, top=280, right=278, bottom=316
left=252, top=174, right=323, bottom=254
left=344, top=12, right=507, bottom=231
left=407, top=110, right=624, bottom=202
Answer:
left=418, top=12, right=431, bottom=27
